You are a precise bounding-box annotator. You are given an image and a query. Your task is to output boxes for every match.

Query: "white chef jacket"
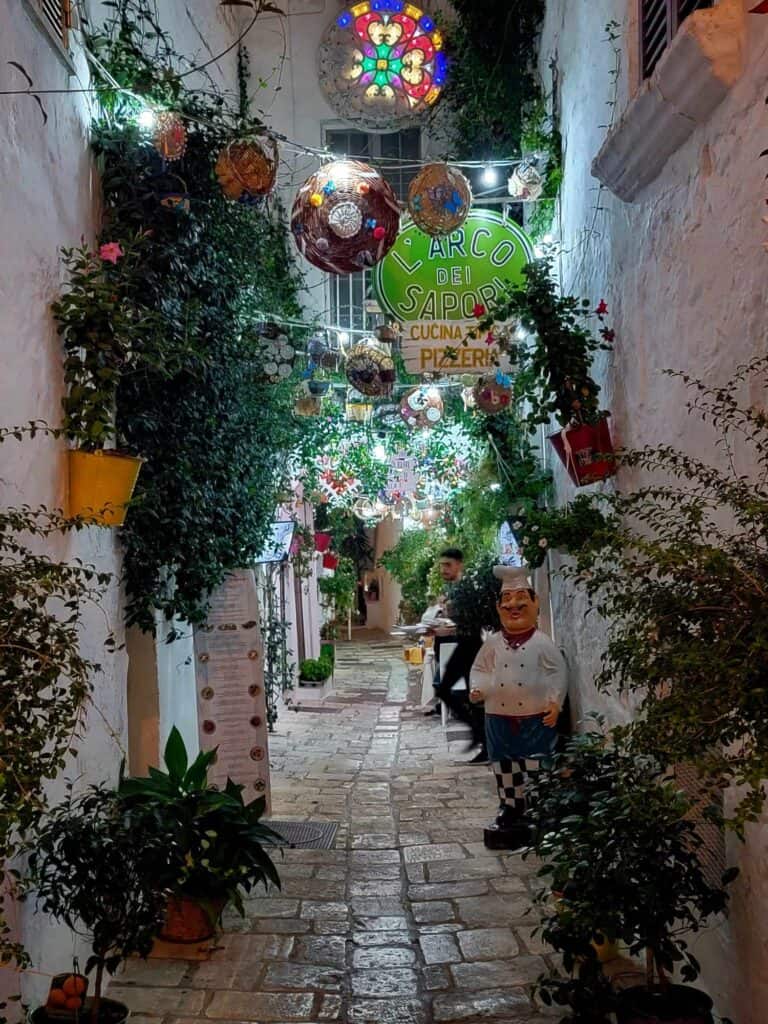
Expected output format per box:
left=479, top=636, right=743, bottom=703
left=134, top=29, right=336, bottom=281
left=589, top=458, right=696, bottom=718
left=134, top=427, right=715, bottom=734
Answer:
left=470, top=630, right=567, bottom=717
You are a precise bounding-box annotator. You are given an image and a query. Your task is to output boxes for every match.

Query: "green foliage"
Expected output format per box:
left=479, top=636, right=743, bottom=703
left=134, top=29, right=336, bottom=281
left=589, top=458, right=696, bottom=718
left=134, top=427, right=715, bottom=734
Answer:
left=512, top=495, right=619, bottom=569
left=520, top=99, right=563, bottom=242
left=439, top=0, right=546, bottom=161
left=78, top=10, right=307, bottom=629
left=318, top=556, right=357, bottom=621
left=117, top=727, right=281, bottom=913
left=52, top=235, right=164, bottom=449
left=527, top=728, right=736, bottom=1013
left=299, top=657, right=333, bottom=682
left=443, top=551, right=501, bottom=636
left=23, top=785, right=170, bottom=1023
left=320, top=643, right=335, bottom=665
left=314, top=506, right=374, bottom=576
left=479, top=260, right=613, bottom=428
left=379, top=528, right=447, bottom=623
left=257, top=568, right=294, bottom=731
left=562, top=359, right=768, bottom=827
left=0, top=503, right=114, bottom=969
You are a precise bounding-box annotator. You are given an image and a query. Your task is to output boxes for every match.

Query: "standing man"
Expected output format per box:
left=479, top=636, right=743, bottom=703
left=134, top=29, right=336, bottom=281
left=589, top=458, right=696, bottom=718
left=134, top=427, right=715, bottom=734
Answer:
left=432, top=548, right=488, bottom=763
left=470, top=566, right=567, bottom=848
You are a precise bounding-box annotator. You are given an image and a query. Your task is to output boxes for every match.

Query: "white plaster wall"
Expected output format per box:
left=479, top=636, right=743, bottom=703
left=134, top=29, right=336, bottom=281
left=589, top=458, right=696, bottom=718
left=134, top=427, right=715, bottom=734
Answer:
left=0, top=0, right=241, bottom=1008
left=537, top=2, right=768, bottom=1019
left=366, top=517, right=403, bottom=633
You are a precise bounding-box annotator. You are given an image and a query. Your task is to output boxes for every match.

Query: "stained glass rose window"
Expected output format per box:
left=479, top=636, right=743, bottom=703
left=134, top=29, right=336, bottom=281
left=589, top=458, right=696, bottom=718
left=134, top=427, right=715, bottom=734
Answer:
left=319, top=1, right=447, bottom=131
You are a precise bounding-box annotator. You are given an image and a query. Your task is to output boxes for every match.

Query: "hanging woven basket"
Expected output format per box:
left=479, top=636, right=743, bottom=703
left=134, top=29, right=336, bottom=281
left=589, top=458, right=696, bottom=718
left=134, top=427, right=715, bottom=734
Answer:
left=473, top=375, right=512, bottom=415
left=291, top=160, right=401, bottom=274
left=345, top=341, right=396, bottom=397
left=399, top=386, right=444, bottom=429
left=215, top=135, right=279, bottom=202
left=407, top=163, right=472, bottom=237
left=153, top=112, right=187, bottom=162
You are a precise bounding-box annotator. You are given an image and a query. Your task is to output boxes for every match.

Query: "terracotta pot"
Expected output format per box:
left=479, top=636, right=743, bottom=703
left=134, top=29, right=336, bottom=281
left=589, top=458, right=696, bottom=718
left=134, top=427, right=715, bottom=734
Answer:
left=616, top=984, right=713, bottom=1024
left=158, top=895, right=226, bottom=944
left=322, top=552, right=339, bottom=570
left=548, top=418, right=616, bottom=487
left=314, top=532, right=332, bottom=552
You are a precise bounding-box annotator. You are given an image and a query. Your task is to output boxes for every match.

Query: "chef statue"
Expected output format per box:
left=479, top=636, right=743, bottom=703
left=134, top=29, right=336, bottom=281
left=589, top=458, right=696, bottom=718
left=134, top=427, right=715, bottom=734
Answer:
left=469, top=566, right=567, bottom=850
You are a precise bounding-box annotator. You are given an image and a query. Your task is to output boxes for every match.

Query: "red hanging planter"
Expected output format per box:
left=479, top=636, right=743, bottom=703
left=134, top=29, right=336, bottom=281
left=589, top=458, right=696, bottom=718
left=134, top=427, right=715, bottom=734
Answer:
left=322, top=552, right=340, bottom=570
left=549, top=417, right=617, bottom=487
left=314, top=531, right=332, bottom=553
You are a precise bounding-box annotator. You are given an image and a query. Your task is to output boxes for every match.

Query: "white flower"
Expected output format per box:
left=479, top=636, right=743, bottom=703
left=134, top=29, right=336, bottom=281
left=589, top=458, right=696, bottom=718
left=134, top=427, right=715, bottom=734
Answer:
left=522, top=536, right=530, bottom=545
left=512, top=520, right=523, bottom=530
left=531, top=525, right=539, bottom=532
left=539, top=538, right=548, bottom=548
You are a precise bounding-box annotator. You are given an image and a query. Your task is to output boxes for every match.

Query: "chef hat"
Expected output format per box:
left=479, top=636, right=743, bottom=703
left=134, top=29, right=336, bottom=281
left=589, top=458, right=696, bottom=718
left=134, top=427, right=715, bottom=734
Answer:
left=493, top=565, right=534, bottom=594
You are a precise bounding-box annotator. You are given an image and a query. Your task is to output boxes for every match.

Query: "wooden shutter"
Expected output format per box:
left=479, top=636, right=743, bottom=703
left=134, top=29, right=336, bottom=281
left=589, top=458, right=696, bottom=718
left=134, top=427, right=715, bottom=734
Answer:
left=640, top=0, right=714, bottom=80
left=33, top=0, right=71, bottom=47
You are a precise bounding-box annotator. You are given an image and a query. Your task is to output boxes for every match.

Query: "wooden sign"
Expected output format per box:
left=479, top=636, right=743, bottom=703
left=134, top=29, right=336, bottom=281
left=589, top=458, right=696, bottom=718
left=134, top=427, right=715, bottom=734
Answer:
left=194, top=569, right=271, bottom=810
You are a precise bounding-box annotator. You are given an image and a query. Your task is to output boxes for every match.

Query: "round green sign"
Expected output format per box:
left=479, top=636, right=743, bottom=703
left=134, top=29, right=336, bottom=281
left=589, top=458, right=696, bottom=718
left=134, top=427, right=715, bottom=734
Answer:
left=373, top=209, right=534, bottom=322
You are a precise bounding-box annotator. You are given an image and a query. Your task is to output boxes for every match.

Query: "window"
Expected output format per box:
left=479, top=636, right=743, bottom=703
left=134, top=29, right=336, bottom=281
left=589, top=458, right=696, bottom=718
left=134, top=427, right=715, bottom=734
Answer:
left=640, top=0, right=714, bottom=79
left=23, top=0, right=73, bottom=62
left=324, top=128, right=420, bottom=332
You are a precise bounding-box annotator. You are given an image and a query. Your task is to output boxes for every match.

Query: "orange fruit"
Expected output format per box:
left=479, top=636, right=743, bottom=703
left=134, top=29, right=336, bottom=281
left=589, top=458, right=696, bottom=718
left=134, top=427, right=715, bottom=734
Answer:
left=64, top=997, right=83, bottom=1011
left=62, top=976, right=87, bottom=997
left=47, top=989, right=67, bottom=1008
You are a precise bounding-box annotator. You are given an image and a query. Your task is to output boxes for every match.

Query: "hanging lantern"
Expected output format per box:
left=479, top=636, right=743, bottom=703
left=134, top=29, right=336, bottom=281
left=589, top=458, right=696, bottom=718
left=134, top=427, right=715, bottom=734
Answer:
left=345, top=339, right=396, bottom=397
left=257, top=323, right=295, bottom=383
left=291, top=160, right=401, bottom=275
left=507, top=161, right=544, bottom=202
left=473, top=372, right=513, bottom=414
left=153, top=112, right=187, bottom=161
left=399, top=386, right=444, bottom=429
left=407, top=163, right=472, bottom=237
left=318, top=1, right=447, bottom=131
left=216, top=135, right=279, bottom=202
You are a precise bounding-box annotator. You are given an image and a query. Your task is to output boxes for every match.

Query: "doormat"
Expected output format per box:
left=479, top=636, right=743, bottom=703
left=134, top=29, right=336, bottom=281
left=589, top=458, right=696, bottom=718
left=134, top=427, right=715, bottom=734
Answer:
left=267, top=820, right=340, bottom=849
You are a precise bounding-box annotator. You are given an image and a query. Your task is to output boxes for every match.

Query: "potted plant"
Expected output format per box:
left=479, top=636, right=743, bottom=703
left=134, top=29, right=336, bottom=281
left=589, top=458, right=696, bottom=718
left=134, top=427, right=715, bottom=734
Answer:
left=526, top=728, right=737, bottom=1024
left=52, top=235, right=158, bottom=525
left=307, top=372, right=331, bottom=397
left=117, top=727, right=281, bottom=943
left=510, top=494, right=619, bottom=569
left=298, top=654, right=333, bottom=685
left=314, top=531, right=332, bottom=552
left=24, top=785, right=171, bottom=1024
left=476, top=260, right=616, bottom=487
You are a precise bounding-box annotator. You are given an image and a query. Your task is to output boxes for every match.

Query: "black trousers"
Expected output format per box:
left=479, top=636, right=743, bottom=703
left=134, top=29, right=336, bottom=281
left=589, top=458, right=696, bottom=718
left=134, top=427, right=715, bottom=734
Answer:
left=434, top=634, right=485, bottom=747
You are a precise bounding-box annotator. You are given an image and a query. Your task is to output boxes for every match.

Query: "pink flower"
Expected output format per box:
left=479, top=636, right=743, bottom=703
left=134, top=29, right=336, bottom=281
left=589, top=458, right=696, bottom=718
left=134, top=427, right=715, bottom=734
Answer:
left=595, top=299, right=609, bottom=316
left=473, top=303, right=486, bottom=318
left=600, top=327, right=616, bottom=343
left=485, top=331, right=496, bottom=346
left=99, top=242, right=124, bottom=264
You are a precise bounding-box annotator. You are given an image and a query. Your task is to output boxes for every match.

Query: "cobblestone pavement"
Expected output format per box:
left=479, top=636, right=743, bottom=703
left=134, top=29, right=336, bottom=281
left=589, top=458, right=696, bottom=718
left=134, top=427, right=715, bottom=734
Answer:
left=117, top=636, right=557, bottom=1024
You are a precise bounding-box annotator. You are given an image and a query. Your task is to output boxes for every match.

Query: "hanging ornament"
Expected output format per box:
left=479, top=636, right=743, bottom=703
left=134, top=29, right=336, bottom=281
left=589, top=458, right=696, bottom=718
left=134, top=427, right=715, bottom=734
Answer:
left=345, top=339, right=396, bottom=397
left=373, top=402, right=402, bottom=428
left=149, top=172, right=191, bottom=213
left=215, top=135, right=279, bottom=203
left=291, top=160, right=400, bottom=274
left=375, top=323, right=399, bottom=344
left=256, top=323, right=295, bottom=383
left=407, top=163, right=472, bottom=237
left=345, top=387, right=374, bottom=423
left=352, top=497, right=385, bottom=523
left=473, top=371, right=513, bottom=414
left=295, top=394, right=322, bottom=417
left=318, top=1, right=447, bottom=131
left=507, top=161, right=545, bottom=202
left=153, top=112, right=187, bottom=161
left=399, top=386, right=444, bottom=429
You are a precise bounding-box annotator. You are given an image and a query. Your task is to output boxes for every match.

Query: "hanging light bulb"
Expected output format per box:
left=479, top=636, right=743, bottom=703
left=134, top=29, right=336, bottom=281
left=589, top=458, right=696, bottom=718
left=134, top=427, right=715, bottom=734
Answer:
left=138, top=108, right=157, bottom=130
left=481, top=165, right=498, bottom=188
left=372, top=443, right=388, bottom=463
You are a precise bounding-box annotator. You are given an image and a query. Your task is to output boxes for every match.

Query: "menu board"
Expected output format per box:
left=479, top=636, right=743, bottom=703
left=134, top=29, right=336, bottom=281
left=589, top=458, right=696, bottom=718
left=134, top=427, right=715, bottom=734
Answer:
left=194, top=569, right=271, bottom=811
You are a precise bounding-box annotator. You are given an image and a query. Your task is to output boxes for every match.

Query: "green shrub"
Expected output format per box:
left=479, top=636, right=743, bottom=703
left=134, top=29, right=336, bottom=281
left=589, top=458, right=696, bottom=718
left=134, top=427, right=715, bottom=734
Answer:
left=299, top=657, right=333, bottom=682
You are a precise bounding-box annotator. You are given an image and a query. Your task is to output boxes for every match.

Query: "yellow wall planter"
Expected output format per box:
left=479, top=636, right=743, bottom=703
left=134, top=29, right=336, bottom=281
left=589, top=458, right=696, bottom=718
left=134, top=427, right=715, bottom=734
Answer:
left=68, top=449, right=143, bottom=527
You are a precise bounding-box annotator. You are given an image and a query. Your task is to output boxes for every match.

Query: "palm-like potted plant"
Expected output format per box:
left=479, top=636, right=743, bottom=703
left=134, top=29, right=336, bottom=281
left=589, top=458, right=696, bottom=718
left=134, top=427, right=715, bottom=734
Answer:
left=117, top=728, right=281, bottom=943
left=526, top=728, right=737, bottom=1024
left=24, top=785, right=171, bottom=1024
left=52, top=234, right=159, bottom=526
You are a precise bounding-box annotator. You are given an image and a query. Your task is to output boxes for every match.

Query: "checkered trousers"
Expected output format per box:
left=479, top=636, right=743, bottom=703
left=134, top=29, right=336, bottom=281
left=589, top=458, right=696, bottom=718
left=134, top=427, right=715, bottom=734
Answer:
left=492, top=758, right=542, bottom=812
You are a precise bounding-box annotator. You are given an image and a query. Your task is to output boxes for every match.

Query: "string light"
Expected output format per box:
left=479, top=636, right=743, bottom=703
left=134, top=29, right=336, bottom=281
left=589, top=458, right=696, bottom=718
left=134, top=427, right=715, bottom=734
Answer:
left=372, top=444, right=388, bottom=463
left=137, top=109, right=157, bottom=130
left=481, top=165, right=499, bottom=188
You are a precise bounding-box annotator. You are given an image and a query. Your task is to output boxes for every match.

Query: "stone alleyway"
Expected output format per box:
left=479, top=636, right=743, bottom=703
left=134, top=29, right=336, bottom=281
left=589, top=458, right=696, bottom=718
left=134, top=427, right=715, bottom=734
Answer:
left=114, top=636, right=556, bottom=1024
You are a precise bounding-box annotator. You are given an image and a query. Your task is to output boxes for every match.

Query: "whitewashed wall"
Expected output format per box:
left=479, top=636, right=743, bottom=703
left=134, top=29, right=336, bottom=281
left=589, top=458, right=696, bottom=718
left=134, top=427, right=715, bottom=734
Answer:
left=0, top=0, right=242, bottom=1007
left=537, top=2, right=768, bottom=1020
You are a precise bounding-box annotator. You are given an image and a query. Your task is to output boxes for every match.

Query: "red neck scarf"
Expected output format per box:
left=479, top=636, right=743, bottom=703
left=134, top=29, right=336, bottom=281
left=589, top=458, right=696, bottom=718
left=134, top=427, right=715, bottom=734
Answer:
left=502, top=627, right=536, bottom=649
